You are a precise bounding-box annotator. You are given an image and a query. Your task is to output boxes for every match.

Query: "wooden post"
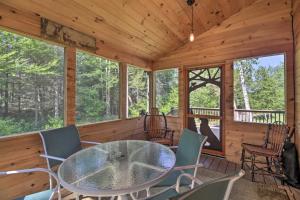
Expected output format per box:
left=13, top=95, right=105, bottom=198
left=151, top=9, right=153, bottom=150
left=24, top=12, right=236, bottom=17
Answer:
left=119, top=62, right=128, bottom=119
left=64, top=47, right=76, bottom=125
left=148, top=71, right=155, bottom=109
left=179, top=66, right=187, bottom=129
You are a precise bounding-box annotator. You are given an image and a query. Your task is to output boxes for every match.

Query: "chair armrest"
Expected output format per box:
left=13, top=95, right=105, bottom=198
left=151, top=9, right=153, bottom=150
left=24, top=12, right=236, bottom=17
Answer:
left=173, top=164, right=204, bottom=171
left=137, top=186, right=176, bottom=200
left=81, top=140, right=101, bottom=145
left=0, top=168, right=61, bottom=200
left=175, top=173, right=203, bottom=192
left=40, top=154, right=66, bottom=162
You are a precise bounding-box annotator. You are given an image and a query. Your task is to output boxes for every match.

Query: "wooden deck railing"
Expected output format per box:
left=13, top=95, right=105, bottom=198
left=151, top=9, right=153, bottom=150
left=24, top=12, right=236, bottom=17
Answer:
left=233, top=109, right=286, bottom=124
left=187, top=107, right=286, bottom=124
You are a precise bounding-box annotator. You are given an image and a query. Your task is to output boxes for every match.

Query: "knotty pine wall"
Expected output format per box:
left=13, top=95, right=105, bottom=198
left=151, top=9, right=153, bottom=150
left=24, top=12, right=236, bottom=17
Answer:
left=0, top=118, right=146, bottom=199
left=0, top=3, right=148, bottom=199
left=294, top=0, right=300, bottom=163
left=154, top=0, right=295, bottom=162
left=0, top=0, right=297, bottom=198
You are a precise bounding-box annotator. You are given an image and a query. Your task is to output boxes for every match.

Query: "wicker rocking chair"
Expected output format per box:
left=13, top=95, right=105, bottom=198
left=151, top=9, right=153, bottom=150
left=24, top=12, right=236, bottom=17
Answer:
left=144, top=107, right=174, bottom=146
left=241, top=122, right=290, bottom=182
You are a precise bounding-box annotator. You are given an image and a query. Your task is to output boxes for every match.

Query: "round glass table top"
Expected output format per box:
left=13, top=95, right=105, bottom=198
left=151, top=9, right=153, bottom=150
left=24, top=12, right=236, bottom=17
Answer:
left=58, top=140, right=176, bottom=196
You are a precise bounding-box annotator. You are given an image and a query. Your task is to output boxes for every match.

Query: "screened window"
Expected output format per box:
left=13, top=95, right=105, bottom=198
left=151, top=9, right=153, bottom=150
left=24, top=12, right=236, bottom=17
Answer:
left=76, top=51, right=119, bottom=124
left=0, top=30, right=64, bottom=136
left=155, top=69, right=179, bottom=116
left=127, top=65, right=149, bottom=118
left=233, top=54, right=285, bottom=124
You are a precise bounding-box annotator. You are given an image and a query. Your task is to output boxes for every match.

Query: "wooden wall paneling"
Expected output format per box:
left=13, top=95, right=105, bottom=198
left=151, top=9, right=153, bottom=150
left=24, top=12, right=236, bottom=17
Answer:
left=153, top=0, right=294, bottom=163
left=0, top=3, right=151, bottom=70
left=0, top=0, right=258, bottom=61
left=96, top=44, right=152, bottom=71
left=64, top=47, right=76, bottom=125
left=294, top=0, right=300, bottom=161
left=154, top=0, right=293, bottom=69
left=0, top=117, right=146, bottom=199
left=0, top=0, right=159, bottom=60
left=285, top=48, right=295, bottom=128
left=0, top=2, right=40, bottom=37
left=222, top=60, right=267, bottom=162
left=73, top=0, right=176, bottom=53
left=0, top=4, right=149, bottom=199
left=0, top=133, right=48, bottom=199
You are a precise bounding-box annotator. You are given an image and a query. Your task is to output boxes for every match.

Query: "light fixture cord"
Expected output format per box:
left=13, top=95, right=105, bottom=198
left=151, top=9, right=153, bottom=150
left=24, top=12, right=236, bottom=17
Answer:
left=191, top=5, right=194, bottom=32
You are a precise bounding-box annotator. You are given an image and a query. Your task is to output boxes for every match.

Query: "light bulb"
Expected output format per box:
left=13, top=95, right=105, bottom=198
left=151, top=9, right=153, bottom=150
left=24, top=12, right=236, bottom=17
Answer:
left=189, top=32, right=194, bottom=42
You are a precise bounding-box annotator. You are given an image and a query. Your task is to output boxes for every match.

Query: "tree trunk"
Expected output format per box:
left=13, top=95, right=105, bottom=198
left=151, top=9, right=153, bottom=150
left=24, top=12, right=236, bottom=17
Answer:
left=18, top=72, right=21, bottom=113
left=239, top=65, right=252, bottom=121
left=54, top=80, right=59, bottom=118
left=34, top=86, right=38, bottom=127
left=233, top=100, right=240, bottom=121
left=4, top=73, right=9, bottom=116
left=105, top=61, right=111, bottom=115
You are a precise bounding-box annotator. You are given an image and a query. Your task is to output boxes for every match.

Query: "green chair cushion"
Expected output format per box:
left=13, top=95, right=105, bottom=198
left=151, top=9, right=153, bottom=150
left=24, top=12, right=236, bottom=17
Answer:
left=40, top=125, right=82, bottom=167
left=156, top=128, right=206, bottom=187
left=170, top=179, right=230, bottom=200
left=15, top=189, right=53, bottom=200
left=148, top=188, right=178, bottom=200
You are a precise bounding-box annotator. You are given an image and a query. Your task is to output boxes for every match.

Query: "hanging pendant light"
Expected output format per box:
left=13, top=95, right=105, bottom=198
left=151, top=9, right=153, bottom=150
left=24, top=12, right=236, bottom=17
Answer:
left=187, top=0, right=195, bottom=42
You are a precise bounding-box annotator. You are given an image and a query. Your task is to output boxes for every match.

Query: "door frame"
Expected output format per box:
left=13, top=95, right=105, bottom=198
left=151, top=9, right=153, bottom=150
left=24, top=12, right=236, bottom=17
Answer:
left=184, top=64, right=226, bottom=157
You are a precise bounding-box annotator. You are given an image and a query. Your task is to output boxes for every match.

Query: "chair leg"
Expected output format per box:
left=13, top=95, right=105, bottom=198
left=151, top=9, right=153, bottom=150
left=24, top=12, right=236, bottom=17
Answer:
left=266, top=157, right=271, bottom=172
left=251, top=155, right=256, bottom=182
left=240, top=148, right=245, bottom=169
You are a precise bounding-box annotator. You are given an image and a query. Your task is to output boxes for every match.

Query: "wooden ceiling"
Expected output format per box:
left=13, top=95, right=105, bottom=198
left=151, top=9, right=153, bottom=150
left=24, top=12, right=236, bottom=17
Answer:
left=0, top=0, right=257, bottom=61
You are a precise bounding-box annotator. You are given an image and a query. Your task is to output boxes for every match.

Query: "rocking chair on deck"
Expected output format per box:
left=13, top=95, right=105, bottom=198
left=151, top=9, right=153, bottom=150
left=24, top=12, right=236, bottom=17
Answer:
left=241, top=121, right=290, bottom=182
left=144, top=108, right=174, bottom=146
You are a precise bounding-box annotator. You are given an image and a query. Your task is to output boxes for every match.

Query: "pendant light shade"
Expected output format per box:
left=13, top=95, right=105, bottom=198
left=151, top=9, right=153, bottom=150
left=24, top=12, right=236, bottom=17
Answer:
left=189, top=32, right=195, bottom=42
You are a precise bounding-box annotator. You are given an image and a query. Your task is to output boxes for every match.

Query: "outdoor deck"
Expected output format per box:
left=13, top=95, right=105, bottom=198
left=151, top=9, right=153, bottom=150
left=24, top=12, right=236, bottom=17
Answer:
left=200, top=154, right=300, bottom=200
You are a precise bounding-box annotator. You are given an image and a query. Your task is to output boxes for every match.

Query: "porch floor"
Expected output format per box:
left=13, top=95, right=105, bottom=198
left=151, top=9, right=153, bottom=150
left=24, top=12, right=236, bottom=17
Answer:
left=200, top=154, right=300, bottom=200
left=63, top=154, right=300, bottom=200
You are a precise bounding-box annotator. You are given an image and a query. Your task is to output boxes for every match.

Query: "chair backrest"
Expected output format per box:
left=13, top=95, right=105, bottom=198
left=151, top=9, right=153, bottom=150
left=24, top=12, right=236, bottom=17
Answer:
left=172, top=170, right=245, bottom=200
left=265, top=122, right=289, bottom=155
left=144, top=107, right=168, bottom=138
left=176, top=128, right=207, bottom=174
left=0, top=168, right=61, bottom=200
left=40, top=125, right=82, bottom=168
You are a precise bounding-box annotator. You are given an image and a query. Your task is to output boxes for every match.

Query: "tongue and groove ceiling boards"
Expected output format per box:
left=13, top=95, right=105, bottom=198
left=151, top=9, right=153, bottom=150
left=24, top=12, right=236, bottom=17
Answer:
left=154, top=0, right=293, bottom=69
left=0, top=0, right=256, bottom=62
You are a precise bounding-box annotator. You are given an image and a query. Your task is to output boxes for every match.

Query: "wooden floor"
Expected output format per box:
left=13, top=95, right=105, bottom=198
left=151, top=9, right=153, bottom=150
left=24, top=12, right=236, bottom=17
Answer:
left=200, top=154, right=300, bottom=200
left=64, top=154, right=300, bottom=200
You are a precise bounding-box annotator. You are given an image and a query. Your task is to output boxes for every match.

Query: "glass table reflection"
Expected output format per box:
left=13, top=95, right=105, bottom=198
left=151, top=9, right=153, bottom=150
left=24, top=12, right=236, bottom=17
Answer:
left=58, top=140, right=176, bottom=199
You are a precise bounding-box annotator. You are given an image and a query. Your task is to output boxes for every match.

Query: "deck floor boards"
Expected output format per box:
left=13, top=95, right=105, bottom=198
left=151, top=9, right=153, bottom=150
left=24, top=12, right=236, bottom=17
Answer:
left=200, top=154, right=300, bottom=200
left=63, top=154, right=300, bottom=200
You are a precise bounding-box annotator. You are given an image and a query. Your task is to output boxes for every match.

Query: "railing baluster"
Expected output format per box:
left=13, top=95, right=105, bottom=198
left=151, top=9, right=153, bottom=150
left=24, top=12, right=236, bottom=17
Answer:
left=189, top=107, right=285, bottom=124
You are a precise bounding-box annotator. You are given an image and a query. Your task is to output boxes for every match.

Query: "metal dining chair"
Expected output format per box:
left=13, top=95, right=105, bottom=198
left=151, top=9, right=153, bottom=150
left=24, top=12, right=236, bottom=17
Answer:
left=155, top=128, right=207, bottom=189
left=0, top=168, right=61, bottom=200
left=39, top=125, right=101, bottom=188
left=146, top=170, right=245, bottom=200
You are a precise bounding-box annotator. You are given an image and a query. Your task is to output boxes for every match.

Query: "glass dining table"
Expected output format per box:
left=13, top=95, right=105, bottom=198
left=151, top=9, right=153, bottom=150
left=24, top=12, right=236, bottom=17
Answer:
left=58, top=140, right=176, bottom=199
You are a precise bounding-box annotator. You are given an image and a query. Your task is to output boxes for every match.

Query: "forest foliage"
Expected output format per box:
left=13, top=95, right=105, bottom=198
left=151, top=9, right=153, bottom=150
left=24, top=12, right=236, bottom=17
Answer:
left=0, top=29, right=285, bottom=136
left=0, top=31, right=64, bottom=136
left=0, top=31, right=178, bottom=136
